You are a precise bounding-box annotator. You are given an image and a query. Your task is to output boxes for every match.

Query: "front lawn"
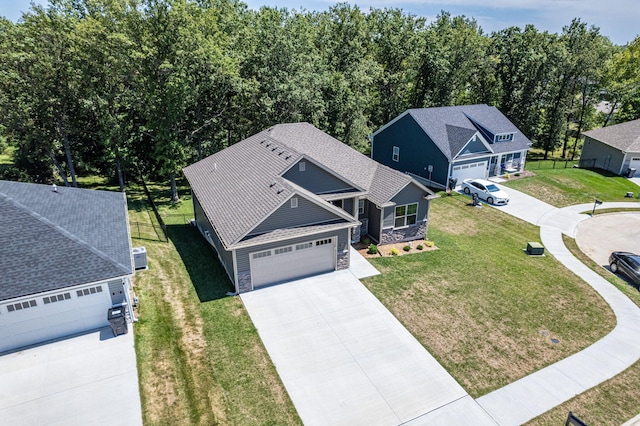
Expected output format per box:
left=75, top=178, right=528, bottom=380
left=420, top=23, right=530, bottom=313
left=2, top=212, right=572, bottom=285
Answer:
left=503, top=166, right=640, bottom=207
left=363, top=193, right=615, bottom=397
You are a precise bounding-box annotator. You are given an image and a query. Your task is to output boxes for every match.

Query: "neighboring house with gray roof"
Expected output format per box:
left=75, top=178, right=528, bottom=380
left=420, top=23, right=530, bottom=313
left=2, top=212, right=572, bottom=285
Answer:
left=0, top=180, right=135, bottom=353
left=183, top=123, right=435, bottom=293
left=371, top=105, right=532, bottom=188
left=581, top=118, right=640, bottom=177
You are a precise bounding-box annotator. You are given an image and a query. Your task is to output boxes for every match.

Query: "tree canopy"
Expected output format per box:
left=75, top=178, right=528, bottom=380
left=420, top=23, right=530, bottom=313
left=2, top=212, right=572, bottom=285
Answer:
left=1, top=0, right=638, bottom=192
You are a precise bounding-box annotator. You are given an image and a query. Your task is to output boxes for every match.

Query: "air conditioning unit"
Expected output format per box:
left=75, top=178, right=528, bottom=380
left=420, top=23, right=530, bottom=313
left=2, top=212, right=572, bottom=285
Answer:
left=132, top=247, right=148, bottom=270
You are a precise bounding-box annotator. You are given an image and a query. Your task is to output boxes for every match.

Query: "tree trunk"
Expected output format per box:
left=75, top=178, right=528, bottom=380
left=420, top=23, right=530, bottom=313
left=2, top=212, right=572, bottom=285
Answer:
left=170, top=173, right=179, bottom=203
left=603, top=100, right=618, bottom=127
left=116, top=153, right=125, bottom=192
left=49, top=151, right=70, bottom=187
left=57, top=118, right=77, bottom=187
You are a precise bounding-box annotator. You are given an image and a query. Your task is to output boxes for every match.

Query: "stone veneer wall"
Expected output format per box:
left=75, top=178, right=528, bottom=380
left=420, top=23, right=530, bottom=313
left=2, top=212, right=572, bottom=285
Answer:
left=352, top=225, right=361, bottom=244
left=238, top=271, right=252, bottom=294
left=380, top=221, right=427, bottom=245
left=336, top=251, right=349, bottom=270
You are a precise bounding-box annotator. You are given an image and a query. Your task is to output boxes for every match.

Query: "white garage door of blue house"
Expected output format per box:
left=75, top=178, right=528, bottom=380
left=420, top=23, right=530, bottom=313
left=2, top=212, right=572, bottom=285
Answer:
left=250, top=237, right=336, bottom=289
left=451, top=161, right=488, bottom=181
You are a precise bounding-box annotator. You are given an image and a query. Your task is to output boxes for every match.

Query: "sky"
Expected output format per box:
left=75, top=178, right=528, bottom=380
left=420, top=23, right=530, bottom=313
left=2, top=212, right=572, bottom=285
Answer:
left=1, top=0, right=638, bottom=45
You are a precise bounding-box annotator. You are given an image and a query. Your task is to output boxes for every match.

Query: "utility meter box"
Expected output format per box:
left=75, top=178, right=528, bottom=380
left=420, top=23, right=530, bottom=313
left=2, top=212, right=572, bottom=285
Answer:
left=527, top=242, right=545, bottom=256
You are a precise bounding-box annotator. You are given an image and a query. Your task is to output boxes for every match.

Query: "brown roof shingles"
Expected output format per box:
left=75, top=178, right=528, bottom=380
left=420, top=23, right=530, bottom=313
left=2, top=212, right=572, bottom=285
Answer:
left=183, top=123, right=433, bottom=249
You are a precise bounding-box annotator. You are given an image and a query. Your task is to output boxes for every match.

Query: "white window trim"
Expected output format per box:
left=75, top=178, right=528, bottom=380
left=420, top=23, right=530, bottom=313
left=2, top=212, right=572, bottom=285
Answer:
left=392, top=146, right=400, bottom=162
left=358, top=199, right=364, bottom=215
left=291, top=197, right=298, bottom=208
left=394, top=203, right=418, bottom=229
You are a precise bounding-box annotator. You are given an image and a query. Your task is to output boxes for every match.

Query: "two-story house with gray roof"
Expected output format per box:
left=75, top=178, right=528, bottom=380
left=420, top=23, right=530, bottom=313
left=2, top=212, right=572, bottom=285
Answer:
left=581, top=118, right=640, bottom=177
left=183, top=123, right=436, bottom=293
left=0, top=180, right=135, bottom=353
left=371, top=105, right=532, bottom=189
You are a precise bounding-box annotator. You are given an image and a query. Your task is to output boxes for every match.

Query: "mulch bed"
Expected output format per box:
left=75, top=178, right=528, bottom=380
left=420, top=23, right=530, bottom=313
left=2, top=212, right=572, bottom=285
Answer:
left=354, top=240, right=438, bottom=258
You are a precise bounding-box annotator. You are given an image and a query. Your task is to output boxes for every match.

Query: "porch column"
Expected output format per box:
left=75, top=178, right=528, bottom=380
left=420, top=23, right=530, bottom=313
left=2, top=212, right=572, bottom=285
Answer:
left=494, top=154, right=504, bottom=176
left=352, top=197, right=359, bottom=218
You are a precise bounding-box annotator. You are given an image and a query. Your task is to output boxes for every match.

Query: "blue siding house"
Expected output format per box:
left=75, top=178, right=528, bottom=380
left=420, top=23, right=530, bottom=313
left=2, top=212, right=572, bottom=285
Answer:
left=372, top=105, right=532, bottom=189
left=184, top=123, right=436, bottom=293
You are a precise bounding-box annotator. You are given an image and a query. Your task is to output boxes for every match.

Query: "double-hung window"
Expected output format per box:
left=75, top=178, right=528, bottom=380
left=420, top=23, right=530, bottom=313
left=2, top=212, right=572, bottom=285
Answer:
left=394, top=203, right=418, bottom=228
left=392, top=146, right=400, bottom=162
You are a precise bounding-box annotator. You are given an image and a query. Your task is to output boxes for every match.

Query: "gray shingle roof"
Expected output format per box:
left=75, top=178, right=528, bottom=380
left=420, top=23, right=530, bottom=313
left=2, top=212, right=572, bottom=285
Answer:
left=184, top=123, right=432, bottom=249
left=582, top=119, right=640, bottom=152
left=0, top=181, right=133, bottom=301
left=406, top=104, right=532, bottom=160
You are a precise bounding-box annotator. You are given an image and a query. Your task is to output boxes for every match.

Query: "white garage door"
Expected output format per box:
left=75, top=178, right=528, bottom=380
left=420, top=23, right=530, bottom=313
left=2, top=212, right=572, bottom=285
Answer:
left=250, top=238, right=336, bottom=289
left=452, top=161, right=487, bottom=181
left=629, top=157, right=640, bottom=176
left=0, top=284, right=112, bottom=353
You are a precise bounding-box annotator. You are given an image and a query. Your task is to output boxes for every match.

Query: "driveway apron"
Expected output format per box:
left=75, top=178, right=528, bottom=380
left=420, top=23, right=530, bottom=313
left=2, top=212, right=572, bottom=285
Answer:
left=241, top=269, right=496, bottom=425
left=0, top=327, right=142, bottom=426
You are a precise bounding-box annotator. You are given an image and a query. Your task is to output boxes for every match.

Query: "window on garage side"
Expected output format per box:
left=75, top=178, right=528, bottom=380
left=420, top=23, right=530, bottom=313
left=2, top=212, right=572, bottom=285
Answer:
left=394, top=203, right=418, bottom=228
left=358, top=199, right=365, bottom=215
left=392, top=146, right=400, bottom=162
left=252, top=250, right=271, bottom=259
left=6, top=299, right=37, bottom=312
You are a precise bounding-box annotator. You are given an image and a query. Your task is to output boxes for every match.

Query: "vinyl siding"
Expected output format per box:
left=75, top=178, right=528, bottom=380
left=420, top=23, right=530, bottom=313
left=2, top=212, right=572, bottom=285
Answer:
left=459, top=137, right=490, bottom=155
left=193, top=194, right=235, bottom=283
left=283, top=160, right=356, bottom=194
left=581, top=136, right=626, bottom=173
left=373, top=114, right=450, bottom=187
left=236, top=228, right=350, bottom=272
left=383, top=184, right=428, bottom=229
left=249, top=196, right=343, bottom=236
left=365, top=200, right=382, bottom=242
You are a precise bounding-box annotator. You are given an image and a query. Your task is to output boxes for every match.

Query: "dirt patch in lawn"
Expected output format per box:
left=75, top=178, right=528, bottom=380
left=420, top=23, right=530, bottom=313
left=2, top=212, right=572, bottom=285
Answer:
left=354, top=240, right=438, bottom=258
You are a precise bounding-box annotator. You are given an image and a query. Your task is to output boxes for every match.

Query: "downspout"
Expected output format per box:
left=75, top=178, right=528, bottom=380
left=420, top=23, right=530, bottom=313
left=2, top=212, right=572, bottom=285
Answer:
left=122, top=277, right=137, bottom=323
left=379, top=205, right=384, bottom=244
left=232, top=250, right=239, bottom=294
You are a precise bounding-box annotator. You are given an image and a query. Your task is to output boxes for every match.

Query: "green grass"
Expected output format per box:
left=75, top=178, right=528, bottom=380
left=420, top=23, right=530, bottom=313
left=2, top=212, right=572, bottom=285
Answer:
left=504, top=166, right=640, bottom=207
left=527, top=236, right=640, bottom=425
left=130, top=184, right=301, bottom=425
left=362, top=193, right=615, bottom=397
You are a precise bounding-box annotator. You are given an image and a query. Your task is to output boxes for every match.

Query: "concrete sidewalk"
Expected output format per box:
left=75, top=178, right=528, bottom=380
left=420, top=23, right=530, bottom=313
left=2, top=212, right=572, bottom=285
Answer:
left=476, top=189, right=640, bottom=424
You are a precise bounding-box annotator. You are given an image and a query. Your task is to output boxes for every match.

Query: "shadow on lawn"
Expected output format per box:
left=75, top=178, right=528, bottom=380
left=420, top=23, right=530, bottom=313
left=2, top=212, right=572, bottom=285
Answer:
left=168, top=224, right=234, bottom=303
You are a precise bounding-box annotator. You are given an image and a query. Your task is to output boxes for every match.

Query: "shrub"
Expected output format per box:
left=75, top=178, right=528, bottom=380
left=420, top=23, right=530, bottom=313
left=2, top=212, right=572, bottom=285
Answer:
left=416, top=244, right=424, bottom=250
left=367, top=244, right=378, bottom=255
left=424, top=240, right=434, bottom=248
left=362, top=236, right=371, bottom=246
left=390, top=248, right=399, bottom=256
left=403, top=245, right=411, bottom=252
left=504, top=173, right=511, bottom=179
left=515, top=173, right=521, bottom=177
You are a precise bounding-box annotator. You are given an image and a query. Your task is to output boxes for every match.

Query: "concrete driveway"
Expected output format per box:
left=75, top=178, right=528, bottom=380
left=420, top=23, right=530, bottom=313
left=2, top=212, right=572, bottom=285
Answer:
left=0, top=327, right=142, bottom=426
left=241, top=268, right=496, bottom=425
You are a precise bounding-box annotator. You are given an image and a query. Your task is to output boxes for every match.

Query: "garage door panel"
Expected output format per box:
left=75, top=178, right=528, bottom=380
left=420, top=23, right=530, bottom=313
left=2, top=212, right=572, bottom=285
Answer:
left=452, top=161, right=487, bottom=181
left=251, top=239, right=336, bottom=288
left=0, top=286, right=114, bottom=353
